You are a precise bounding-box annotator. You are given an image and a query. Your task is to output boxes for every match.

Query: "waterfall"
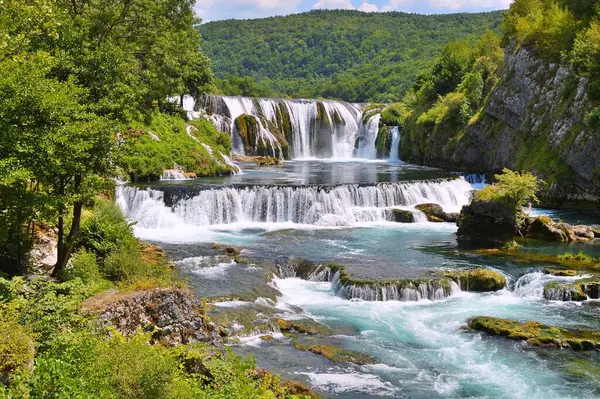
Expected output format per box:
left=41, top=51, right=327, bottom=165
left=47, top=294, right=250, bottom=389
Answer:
left=161, top=170, right=187, bottom=180
left=330, top=271, right=450, bottom=301
left=389, top=127, right=400, bottom=162
left=355, top=114, right=381, bottom=159
left=117, top=178, right=473, bottom=229
left=189, top=95, right=375, bottom=160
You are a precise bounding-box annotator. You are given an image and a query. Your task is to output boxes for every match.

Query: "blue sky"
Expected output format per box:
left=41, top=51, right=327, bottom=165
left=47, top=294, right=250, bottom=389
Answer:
left=195, top=0, right=513, bottom=22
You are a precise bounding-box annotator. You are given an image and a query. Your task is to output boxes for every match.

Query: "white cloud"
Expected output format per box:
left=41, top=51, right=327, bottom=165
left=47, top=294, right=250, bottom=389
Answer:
left=313, top=0, right=355, bottom=10
left=358, top=2, right=379, bottom=12
left=313, top=0, right=379, bottom=12
left=383, top=0, right=512, bottom=12
left=195, top=0, right=302, bottom=22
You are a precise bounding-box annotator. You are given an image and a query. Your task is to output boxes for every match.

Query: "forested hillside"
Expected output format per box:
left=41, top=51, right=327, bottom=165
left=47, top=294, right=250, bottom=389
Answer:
left=200, top=10, right=504, bottom=102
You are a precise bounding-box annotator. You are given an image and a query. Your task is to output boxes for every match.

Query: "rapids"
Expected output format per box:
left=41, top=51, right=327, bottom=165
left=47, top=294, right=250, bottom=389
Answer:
left=119, top=146, right=600, bottom=398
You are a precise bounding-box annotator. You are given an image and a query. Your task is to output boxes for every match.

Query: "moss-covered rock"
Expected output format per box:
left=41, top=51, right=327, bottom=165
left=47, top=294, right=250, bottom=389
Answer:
left=392, top=209, right=415, bottom=223
left=445, top=269, right=506, bottom=292
left=467, top=316, right=600, bottom=351
left=276, top=318, right=332, bottom=336
left=255, top=157, right=281, bottom=167
left=234, top=114, right=289, bottom=159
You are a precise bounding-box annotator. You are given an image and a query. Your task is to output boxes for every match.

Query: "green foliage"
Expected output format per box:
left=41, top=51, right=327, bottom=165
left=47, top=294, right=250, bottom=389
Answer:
left=61, top=249, right=101, bottom=285
left=0, top=311, right=34, bottom=383
left=216, top=75, right=277, bottom=98
left=476, top=169, right=540, bottom=210
left=586, top=107, right=600, bottom=129
left=77, top=200, right=136, bottom=262
left=505, top=0, right=600, bottom=81
left=200, top=10, right=504, bottom=102
left=120, top=112, right=235, bottom=182
left=380, top=103, right=408, bottom=127
left=0, top=0, right=215, bottom=273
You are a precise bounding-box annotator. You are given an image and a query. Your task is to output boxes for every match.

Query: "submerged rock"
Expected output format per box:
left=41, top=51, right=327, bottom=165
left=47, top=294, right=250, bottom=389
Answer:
left=467, top=316, right=600, bottom=351
left=542, top=268, right=578, bottom=277
left=93, top=289, right=223, bottom=347
left=457, top=200, right=518, bottom=247
left=415, top=203, right=457, bottom=223
left=292, top=337, right=376, bottom=365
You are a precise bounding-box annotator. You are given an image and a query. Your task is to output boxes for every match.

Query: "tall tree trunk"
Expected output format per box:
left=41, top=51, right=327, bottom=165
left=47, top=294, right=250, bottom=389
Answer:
left=53, top=179, right=66, bottom=277
left=53, top=175, right=83, bottom=277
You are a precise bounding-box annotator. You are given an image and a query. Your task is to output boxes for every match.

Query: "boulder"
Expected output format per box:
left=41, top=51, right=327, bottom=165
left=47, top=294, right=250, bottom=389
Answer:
left=392, top=209, right=415, bottom=223
left=457, top=200, right=518, bottom=247
left=95, top=289, right=223, bottom=347
left=525, top=217, right=595, bottom=243
left=415, top=203, right=447, bottom=222
left=527, top=217, right=568, bottom=241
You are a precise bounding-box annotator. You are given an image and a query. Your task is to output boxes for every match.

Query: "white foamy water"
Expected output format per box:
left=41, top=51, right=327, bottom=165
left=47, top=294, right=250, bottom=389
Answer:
left=116, top=178, right=472, bottom=236
left=270, top=276, right=598, bottom=399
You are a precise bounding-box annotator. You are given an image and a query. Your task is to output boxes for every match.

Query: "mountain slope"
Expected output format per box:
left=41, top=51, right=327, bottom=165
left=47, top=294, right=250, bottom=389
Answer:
left=199, top=10, right=504, bottom=102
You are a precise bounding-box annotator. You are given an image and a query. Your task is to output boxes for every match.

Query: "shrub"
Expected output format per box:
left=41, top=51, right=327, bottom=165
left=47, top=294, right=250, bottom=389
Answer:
left=586, top=107, right=600, bottom=129
left=61, top=249, right=101, bottom=284
left=476, top=168, right=540, bottom=210
left=0, top=314, right=34, bottom=384
left=571, top=20, right=600, bottom=78
left=102, top=241, right=148, bottom=282
left=77, top=200, right=136, bottom=263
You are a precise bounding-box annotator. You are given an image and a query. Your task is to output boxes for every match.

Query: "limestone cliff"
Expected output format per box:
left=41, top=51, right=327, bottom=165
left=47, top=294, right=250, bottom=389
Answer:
left=406, top=46, right=600, bottom=207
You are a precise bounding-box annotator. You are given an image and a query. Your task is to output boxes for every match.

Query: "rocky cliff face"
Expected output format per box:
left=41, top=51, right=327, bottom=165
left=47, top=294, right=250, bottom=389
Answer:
left=412, top=47, right=600, bottom=207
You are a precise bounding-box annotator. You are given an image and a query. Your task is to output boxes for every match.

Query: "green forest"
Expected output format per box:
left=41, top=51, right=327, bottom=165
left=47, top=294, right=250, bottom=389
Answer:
left=200, top=10, right=504, bottom=102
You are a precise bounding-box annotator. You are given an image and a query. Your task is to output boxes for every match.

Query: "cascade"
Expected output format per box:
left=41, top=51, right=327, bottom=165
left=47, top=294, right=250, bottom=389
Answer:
left=189, top=95, right=375, bottom=159
left=389, top=127, right=400, bottom=162
left=117, top=178, right=473, bottom=229
left=330, top=270, right=450, bottom=301
left=355, top=114, right=381, bottom=159
left=161, top=170, right=187, bottom=180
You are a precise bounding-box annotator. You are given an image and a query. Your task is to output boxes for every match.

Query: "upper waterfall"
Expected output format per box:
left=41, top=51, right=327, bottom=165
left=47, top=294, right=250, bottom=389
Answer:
left=183, top=95, right=383, bottom=160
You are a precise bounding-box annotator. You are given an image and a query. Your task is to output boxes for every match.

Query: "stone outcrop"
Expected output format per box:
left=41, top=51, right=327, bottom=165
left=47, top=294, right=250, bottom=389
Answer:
left=522, top=216, right=595, bottom=243
left=456, top=201, right=518, bottom=247
left=95, top=289, right=223, bottom=347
